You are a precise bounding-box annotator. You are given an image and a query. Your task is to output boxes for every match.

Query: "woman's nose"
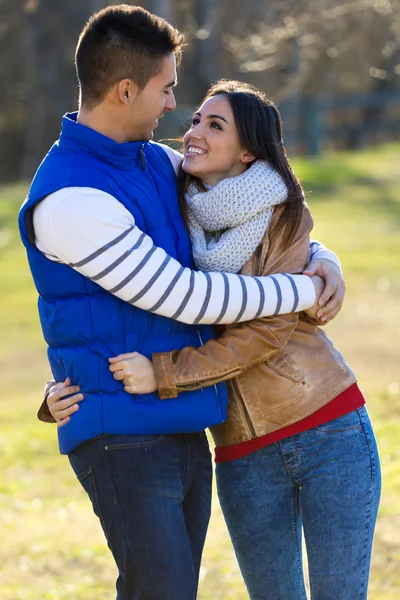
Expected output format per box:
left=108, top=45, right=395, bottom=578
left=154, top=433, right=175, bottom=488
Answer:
left=190, top=124, right=203, bottom=139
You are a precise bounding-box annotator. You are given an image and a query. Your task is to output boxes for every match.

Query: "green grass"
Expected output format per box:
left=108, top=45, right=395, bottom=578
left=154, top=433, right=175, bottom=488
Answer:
left=1, top=144, right=399, bottom=598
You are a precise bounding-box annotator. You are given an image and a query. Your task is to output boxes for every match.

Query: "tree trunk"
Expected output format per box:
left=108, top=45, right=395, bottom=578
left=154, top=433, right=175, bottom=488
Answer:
left=193, top=0, right=221, bottom=98
left=19, top=0, right=98, bottom=179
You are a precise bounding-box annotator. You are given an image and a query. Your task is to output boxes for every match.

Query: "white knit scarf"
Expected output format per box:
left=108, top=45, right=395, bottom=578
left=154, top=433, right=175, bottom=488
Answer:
left=186, top=160, right=288, bottom=273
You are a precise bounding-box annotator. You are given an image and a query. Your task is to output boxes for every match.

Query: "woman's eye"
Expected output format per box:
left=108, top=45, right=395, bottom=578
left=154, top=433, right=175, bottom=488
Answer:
left=211, top=122, right=222, bottom=130
left=191, top=118, right=200, bottom=126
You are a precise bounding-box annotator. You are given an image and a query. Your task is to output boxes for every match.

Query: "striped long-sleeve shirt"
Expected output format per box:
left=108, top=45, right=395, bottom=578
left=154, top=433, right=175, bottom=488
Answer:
left=33, top=186, right=339, bottom=325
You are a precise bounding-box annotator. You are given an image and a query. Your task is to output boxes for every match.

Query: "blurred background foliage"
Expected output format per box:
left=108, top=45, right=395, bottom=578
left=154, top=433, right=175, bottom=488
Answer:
left=0, top=0, right=399, bottom=181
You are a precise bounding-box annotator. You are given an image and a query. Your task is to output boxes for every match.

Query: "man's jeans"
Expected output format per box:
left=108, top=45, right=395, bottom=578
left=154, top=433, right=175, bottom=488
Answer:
left=216, top=406, right=381, bottom=600
left=68, top=432, right=212, bottom=600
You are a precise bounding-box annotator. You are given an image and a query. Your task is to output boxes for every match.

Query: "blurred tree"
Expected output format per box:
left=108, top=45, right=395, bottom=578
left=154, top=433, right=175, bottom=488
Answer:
left=0, top=0, right=399, bottom=180
left=0, top=0, right=26, bottom=181
left=220, top=0, right=400, bottom=151
left=19, top=0, right=104, bottom=179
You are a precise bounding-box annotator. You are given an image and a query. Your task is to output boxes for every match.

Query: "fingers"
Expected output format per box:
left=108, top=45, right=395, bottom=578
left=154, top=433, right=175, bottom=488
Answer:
left=304, top=315, right=327, bottom=327
left=111, top=369, right=134, bottom=385
left=109, top=361, right=125, bottom=373
left=316, top=295, right=342, bottom=322
left=317, top=275, right=337, bottom=307
left=53, top=399, right=82, bottom=425
left=109, top=356, right=139, bottom=374
left=45, top=378, right=65, bottom=397
left=109, top=360, right=133, bottom=373
left=109, top=352, right=138, bottom=364
left=124, top=385, right=135, bottom=394
left=109, top=355, right=125, bottom=364
left=49, top=393, right=83, bottom=411
left=47, top=380, right=84, bottom=425
left=317, top=265, right=343, bottom=306
left=304, top=316, right=318, bottom=326
left=112, top=370, right=127, bottom=381
left=317, top=277, right=345, bottom=319
left=46, top=377, right=70, bottom=395
left=48, top=384, right=81, bottom=403
left=303, top=257, right=323, bottom=277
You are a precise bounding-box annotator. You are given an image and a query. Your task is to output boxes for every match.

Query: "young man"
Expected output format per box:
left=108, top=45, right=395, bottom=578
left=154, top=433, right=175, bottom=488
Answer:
left=19, top=5, right=344, bottom=600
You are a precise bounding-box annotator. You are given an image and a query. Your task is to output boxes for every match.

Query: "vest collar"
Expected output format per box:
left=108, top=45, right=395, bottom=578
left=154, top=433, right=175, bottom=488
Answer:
left=59, top=112, right=147, bottom=169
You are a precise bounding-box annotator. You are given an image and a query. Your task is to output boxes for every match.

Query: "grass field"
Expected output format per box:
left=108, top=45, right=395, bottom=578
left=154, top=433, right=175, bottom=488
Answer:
left=0, top=144, right=399, bottom=599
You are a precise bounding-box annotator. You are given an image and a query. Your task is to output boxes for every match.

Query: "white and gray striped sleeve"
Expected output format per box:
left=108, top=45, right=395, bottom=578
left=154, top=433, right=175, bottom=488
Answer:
left=33, top=187, right=316, bottom=325
left=309, top=240, right=341, bottom=271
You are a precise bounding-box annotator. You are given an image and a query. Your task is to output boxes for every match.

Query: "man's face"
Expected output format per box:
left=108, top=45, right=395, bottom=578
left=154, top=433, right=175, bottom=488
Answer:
left=129, top=53, right=177, bottom=141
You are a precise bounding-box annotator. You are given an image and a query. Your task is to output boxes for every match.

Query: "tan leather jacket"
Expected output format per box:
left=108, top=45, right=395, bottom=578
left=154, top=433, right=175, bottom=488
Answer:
left=152, top=204, right=356, bottom=447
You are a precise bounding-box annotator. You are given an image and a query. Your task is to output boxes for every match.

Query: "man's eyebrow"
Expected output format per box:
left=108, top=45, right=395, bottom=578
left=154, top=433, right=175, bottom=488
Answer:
left=193, top=111, right=228, bottom=124
left=165, top=79, right=177, bottom=88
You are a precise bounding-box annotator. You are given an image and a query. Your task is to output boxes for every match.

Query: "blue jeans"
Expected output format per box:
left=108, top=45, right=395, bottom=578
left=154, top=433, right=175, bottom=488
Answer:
left=216, top=406, right=381, bottom=600
left=68, top=432, right=212, bottom=600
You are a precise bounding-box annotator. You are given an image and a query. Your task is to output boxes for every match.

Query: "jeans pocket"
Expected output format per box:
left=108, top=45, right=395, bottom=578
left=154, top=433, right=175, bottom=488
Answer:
left=103, top=433, right=165, bottom=451
left=316, top=409, right=363, bottom=434
left=75, top=465, right=108, bottom=535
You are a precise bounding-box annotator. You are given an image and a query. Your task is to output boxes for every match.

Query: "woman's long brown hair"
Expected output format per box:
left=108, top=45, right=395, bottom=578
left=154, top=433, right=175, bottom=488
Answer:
left=178, top=80, right=304, bottom=249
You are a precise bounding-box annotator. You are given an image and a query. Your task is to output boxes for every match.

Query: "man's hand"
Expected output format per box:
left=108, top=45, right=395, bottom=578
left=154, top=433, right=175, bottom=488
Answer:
left=303, top=258, right=345, bottom=324
left=109, top=353, right=158, bottom=394
left=47, top=377, right=83, bottom=427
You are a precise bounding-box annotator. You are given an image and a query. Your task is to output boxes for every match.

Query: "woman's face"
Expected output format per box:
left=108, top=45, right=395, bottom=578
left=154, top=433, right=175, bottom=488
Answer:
left=182, top=95, right=254, bottom=187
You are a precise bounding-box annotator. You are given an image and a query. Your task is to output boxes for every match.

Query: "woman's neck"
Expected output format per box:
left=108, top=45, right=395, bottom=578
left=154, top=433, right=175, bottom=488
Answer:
left=200, top=164, right=248, bottom=188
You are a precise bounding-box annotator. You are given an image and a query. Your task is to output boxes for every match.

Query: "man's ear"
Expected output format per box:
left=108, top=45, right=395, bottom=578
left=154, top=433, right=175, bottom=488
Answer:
left=241, top=150, right=256, bottom=164
left=117, top=79, right=139, bottom=106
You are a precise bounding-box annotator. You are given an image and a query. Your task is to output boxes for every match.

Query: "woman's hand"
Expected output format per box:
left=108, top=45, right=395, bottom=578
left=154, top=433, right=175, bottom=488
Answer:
left=109, top=352, right=158, bottom=394
left=304, top=275, right=325, bottom=323
left=303, top=259, right=345, bottom=323
left=47, top=377, right=84, bottom=427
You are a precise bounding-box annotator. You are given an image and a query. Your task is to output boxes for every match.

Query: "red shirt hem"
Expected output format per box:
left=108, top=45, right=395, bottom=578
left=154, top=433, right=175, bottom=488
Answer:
left=214, top=383, right=365, bottom=463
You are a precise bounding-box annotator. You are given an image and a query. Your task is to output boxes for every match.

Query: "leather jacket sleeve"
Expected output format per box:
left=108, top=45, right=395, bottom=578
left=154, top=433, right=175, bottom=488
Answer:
left=37, top=380, right=57, bottom=423
left=153, top=205, right=314, bottom=399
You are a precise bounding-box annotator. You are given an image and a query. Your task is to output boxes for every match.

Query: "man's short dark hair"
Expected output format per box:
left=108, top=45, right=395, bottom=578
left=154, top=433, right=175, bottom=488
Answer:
left=75, top=4, right=184, bottom=108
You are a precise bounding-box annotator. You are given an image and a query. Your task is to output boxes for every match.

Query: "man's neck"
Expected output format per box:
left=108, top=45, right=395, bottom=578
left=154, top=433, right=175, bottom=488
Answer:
left=77, top=105, right=132, bottom=144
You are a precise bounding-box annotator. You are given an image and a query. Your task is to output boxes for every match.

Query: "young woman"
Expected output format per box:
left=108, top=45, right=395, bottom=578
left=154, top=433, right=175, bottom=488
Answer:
left=46, top=81, right=380, bottom=599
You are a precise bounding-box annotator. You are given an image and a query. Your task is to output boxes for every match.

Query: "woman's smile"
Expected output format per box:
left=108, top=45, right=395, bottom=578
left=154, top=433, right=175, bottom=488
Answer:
left=185, top=144, right=208, bottom=158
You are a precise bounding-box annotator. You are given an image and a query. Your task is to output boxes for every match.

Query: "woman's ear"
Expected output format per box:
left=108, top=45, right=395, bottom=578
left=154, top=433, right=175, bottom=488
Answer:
left=240, top=150, right=256, bottom=164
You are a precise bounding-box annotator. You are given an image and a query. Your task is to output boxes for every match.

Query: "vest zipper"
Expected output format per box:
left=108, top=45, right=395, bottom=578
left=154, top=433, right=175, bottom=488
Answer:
left=140, top=143, right=147, bottom=170
left=254, top=243, right=263, bottom=276
left=197, top=329, right=222, bottom=415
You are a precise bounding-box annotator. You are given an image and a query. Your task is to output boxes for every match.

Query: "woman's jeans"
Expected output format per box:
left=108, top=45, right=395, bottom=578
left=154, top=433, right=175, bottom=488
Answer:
left=68, top=432, right=212, bottom=600
left=216, top=406, right=381, bottom=600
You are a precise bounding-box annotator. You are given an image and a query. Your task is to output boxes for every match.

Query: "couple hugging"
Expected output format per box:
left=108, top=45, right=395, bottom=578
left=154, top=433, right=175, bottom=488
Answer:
left=19, top=5, right=380, bottom=600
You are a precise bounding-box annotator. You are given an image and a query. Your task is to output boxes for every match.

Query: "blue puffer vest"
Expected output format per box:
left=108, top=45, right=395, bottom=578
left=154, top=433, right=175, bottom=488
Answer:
left=19, top=113, right=227, bottom=454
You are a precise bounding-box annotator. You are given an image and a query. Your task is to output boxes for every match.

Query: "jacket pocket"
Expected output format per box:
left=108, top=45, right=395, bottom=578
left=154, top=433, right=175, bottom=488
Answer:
left=265, top=352, right=304, bottom=383
left=236, top=351, right=305, bottom=426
